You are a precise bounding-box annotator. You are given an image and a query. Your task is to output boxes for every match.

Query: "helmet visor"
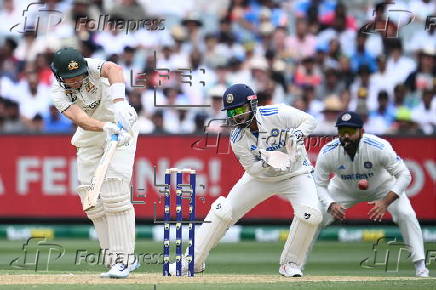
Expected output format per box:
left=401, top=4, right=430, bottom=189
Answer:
left=227, top=105, right=249, bottom=118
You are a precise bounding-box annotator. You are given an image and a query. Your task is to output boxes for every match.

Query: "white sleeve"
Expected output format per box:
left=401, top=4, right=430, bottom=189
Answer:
left=51, top=83, right=72, bottom=113
left=231, top=138, right=270, bottom=177
left=379, top=143, right=411, bottom=196
left=279, top=105, right=317, bottom=136
left=313, top=150, right=335, bottom=209
left=85, top=58, right=105, bottom=79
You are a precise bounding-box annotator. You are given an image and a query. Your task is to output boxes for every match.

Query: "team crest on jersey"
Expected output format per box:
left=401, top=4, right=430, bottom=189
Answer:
left=364, top=161, right=373, bottom=168
left=67, top=60, right=79, bottom=71
left=341, top=113, right=351, bottom=121
left=271, top=128, right=279, bottom=137
left=84, top=80, right=97, bottom=94
left=226, top=93, right=234, bottom=104
left=65, top=89, right=77, bottom=102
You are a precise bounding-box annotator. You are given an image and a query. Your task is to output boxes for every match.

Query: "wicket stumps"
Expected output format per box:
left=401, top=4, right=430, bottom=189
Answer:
left=162, top=168, right=196, bottom=277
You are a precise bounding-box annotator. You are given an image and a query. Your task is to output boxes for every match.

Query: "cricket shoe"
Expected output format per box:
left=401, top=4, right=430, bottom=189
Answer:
left=416, top=267, right=429, bottom=277
left=100, top=263, right=130, bottom=279
left=279, top=262, right=303, bottom=277
left=128, top=259, right=141, bottom=272
left=168, top=258, right=205, bottom=276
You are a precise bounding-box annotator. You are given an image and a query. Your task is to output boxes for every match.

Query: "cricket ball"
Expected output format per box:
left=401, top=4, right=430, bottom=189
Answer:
left=358, top=179, right=368, bottom=190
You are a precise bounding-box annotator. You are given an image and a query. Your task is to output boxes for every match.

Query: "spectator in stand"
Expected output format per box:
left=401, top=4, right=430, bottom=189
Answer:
left=349, top=65, right=375, bottom=112
left=15, top=69, right=50, bottom=128
left=205, top=85, right=227, bottom=134
left=386, top=40, right=416, bottom=86
left=350, top=33, right=377, bottom=73
left=294, top=56, right=322, bottom=89
left=371, top=55, right=396, bottom=107
left=411, top=89, right=435, bottom=135
left=109, top=0, right=147, bottom=21
left=296, top=84, right=323, bottom=119
left=119, top=46, right=142, bottom=90
left=367, top=90, right=395, bottom=134
left=317, top=68, right=346, bottom=100
left=1, top=37, right=19, bottom=81
left=405, top=47, right=435, bottom=96
left=128, top=88, right=153, bottom=134
left=312, top=94, right=344, bottom=134
left=324, top=38, right=342, bottom=69
left=386, top=107, right=424, bottom=135
left=406, top=23, right=435, bottom=54
left=0, top=0, right=21, bottom=40
left=285, top=17, right=316, bottom=62
left=151, top=110, right=168, bottom=135
left=2, top=99, right=26, bottom=133
left=337, top=55, right=354, bottom=89
left=43, top=105, right=73, bottom=133
left=316, top=7, right=356, bottom=57
left=320, top=1, right=357, bottom=31
left=393, top=84, right=416, bottom=111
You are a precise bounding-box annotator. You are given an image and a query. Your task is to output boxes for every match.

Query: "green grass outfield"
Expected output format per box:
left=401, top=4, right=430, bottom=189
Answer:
left=0, top=239, right=435, bottom=289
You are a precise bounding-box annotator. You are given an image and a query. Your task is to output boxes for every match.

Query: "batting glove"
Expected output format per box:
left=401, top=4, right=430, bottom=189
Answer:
left=113, top=100, right=137, bottom=131
left=102, top=122, right=131, bottom=146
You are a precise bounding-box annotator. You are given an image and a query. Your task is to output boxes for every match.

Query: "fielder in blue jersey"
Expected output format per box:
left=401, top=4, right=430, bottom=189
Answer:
left=313, top=111, right=429, bottom=277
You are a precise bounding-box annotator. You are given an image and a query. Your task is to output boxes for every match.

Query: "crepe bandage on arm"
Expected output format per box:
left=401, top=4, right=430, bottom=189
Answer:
left=280, top=204, right=322, bottom=266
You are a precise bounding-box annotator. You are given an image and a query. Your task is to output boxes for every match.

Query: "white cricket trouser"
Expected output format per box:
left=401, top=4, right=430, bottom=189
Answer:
left=319, top=188, right=426, bottom=262
left=193, top=171, right=320, bottom=267
left=76, top=127, right=138, bottom=185
left=76, top=126, right=139, bottom=266
left=227, top=172, right=319, bottom=222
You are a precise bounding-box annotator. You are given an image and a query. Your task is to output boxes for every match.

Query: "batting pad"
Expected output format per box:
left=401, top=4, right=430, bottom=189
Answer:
left=101, top=178, right=135, bottom=265
left=77, top=185, right=111, bottom=266
left=192, top=196, right=233, bottom=267
left=280, top=205, right=322, bottom=266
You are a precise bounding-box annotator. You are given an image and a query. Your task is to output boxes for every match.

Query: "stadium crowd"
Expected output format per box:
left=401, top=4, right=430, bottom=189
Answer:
left=0, top=0, right=434, bottom=135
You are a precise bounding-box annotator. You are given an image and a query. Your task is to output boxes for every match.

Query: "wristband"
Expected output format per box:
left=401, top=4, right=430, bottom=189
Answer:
left=110, top=83, right=126, bottom=101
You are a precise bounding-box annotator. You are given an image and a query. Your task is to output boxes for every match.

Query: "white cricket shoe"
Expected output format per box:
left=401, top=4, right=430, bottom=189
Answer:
left=279, top=262, right=303, bottom=277
left=100, top=263, right=130, bottom=279
left=128, top=260, right=141, bottom=272
left=168, top=258, right=205, bottom=276
left=416, top=267, right=429, bottom=277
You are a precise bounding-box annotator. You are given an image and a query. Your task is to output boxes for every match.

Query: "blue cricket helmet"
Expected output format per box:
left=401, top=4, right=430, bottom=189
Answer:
left=221, top=83, right=257, bottom=111
left=336, top=111, right=364, bottom=128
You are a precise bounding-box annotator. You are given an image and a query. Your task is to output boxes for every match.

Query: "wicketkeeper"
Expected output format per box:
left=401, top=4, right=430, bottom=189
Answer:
left=50, top=47, right=139, bottom=278
left=170, top=83, right=322, bottom=277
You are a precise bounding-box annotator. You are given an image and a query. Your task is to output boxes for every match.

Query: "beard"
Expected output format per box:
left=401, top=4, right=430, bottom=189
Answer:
left=340, top=137, right=359, bottom=153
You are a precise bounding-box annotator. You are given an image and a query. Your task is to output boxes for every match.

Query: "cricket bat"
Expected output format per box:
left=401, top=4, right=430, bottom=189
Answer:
left=82, top=123, right=121, bottom=211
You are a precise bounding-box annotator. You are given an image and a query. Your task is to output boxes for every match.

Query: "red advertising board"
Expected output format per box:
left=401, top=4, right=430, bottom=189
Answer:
left=0, top=135, right=434, bottom=220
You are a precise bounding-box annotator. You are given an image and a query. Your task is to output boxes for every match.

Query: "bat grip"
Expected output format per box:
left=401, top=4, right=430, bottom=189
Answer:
left=111, top=121, right=123, bottom=141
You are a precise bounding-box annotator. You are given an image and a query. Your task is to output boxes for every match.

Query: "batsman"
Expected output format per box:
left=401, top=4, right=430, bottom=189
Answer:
left=170, top=83, right=322, bottom=277
left=50, top=47, right=139, bottom=278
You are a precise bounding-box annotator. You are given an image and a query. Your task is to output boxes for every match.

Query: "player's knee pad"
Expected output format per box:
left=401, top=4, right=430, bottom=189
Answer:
left=100, top=178, right=133, bottom=214
left=210, top=196, right=233, bottom=223
left=77, top=184, right=106, bottom=220
left=294, top=204, right=322, bottom=226
left=86, top=200, right=105, bottom=220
